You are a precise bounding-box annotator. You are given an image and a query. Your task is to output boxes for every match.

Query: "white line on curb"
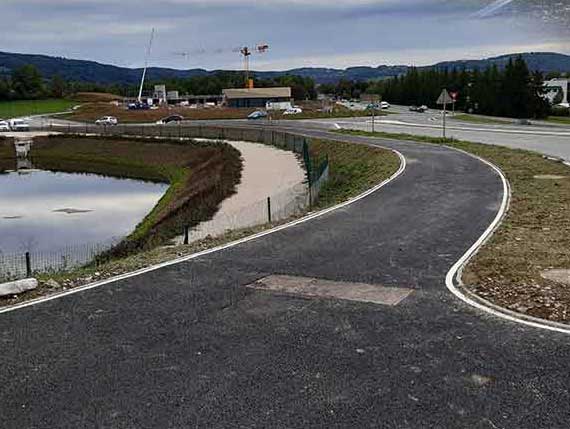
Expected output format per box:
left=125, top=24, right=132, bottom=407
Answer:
left=0, top=149, right=407, bottom=315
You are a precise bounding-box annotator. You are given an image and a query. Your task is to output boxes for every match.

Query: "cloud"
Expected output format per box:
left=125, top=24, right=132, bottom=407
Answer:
left=0, top=1, right=568, bottom=69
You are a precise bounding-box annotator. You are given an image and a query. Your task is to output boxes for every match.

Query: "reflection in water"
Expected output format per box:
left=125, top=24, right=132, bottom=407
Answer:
left=0, top=170, right=168, bottom=253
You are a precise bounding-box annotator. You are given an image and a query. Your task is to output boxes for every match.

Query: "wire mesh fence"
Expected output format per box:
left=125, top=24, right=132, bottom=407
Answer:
left=0, top=239, right=119, bottom=282
left=1, top=124, right=331, bottom=281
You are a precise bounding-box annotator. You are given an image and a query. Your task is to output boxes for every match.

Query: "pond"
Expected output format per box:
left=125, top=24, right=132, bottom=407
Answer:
left=0, top=169, right=168, bottom=255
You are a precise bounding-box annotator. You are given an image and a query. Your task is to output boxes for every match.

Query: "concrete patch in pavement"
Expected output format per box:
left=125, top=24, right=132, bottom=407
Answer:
left=247, top=275, right=413, bottom=306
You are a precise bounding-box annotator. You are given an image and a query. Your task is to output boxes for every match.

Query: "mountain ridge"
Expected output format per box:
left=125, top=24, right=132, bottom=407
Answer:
left=1, top=51, right=569, bottom=85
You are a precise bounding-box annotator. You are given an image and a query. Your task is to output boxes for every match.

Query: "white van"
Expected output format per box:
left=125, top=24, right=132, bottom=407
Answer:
left=8, top=119, right=30, bottom=132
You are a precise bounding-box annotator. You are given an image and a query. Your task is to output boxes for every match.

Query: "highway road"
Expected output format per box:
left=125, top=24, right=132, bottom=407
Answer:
left=298, top=106, right=570, bottom=163
left=2, top=126, right=570, bottom=428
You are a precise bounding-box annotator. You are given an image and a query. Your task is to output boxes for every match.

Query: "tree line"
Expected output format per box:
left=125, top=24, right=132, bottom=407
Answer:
left=319, top=56, right=551, bottom=119
left=0, top=64, right=128, bottom=101
left=0, top=57, right=555, bottom=119
left=0, top=64, right=319, bottom=103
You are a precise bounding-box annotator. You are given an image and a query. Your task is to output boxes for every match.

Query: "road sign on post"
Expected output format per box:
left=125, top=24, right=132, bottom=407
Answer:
left=450, top=91, right=459, bottom=117
left=437, top=89, right=453, bottom=139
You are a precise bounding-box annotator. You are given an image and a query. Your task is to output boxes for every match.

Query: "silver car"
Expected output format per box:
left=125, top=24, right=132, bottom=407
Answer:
left=95, top=116, right=118, bottom=126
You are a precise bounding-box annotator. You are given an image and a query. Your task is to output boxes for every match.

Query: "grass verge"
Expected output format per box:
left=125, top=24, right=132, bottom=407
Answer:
left=545, top=116, right=570, bottom=126
left=453, top=114, right=511, bottom=125
left=0, top=99, right=76, bottom=118
left=0, top=136, right=400, bottom=307
left=339, top=129, right=570, bottom=323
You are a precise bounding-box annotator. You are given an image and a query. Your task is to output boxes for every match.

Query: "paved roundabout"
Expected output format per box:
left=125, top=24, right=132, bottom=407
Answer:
left=1, top=125, right=569, bottom=428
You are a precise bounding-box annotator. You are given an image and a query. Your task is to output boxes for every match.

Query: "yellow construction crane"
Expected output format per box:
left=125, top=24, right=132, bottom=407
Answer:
left=239, top=44, right=269, bottom=88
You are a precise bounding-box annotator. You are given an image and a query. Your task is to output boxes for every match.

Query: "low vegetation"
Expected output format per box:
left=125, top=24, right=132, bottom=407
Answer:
left=545, top=116, right=570, bottom=125
left=309, top=138, right=400, bottom=207
left=453, top=114, right=510, bottom=125
left=339, top=129, right=570, bottom=323
left=0, top=99, right=76, bottom=118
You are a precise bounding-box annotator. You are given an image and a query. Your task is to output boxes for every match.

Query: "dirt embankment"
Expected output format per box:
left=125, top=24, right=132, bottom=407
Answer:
left=30, top=135, right=243, bottom=255
left=67, top=103, right=257, bottom=123
left=0, top=138, right=15, bottom=173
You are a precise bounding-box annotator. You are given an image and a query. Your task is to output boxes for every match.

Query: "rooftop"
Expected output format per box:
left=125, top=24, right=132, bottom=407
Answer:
left=223, top=87, right=292, bottom=99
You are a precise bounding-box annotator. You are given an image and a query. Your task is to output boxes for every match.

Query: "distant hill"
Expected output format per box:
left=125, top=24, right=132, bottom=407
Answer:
left=0, top=51, right=569, bottom=85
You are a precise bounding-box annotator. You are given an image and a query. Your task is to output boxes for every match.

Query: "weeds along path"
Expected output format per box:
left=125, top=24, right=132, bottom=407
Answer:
left=3, top=126, right=570, bottom=428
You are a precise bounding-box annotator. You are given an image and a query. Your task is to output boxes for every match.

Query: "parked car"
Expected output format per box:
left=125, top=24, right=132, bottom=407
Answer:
left=0, top=120, right=10, bottom=132
left=128, top=102, right=150, bottom=111
left=380, top=101, right=391, bottom=109
left=247, top=110, right=268, bottom=120
left=95, top=116, right=118, bottom=126
left=410, top=105, right=427, bottom=113
left=366, top=103, right=380, bottom=110
left=283, top=107, right=303, bottom=115
left=8, top=119, right=30, bottom=132
left=419, top=105, right=428, bottom=112
left=156, top=115, right=184, bottom=124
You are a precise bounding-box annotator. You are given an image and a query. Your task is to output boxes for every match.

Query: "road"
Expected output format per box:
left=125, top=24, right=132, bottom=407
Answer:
left=297, top=106, right=570, bottom=162
left=24, top=106, right=570, bottom=161
left=2, top=127, right=570, bottom=428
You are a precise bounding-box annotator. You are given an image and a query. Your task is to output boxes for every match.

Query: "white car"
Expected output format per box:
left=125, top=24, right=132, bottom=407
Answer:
left=8, top=119, right=30, bottom=132
left=95, top=116, right=118, bottom=126
left=0, top=121, right=9, bottom=132
left=283, top=107, right=303, bottom=115
left=380, top=101, right=391, bottom=109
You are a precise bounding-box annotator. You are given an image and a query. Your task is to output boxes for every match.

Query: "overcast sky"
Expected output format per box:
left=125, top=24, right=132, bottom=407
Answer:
left=1, top=0, right=569, bottom=70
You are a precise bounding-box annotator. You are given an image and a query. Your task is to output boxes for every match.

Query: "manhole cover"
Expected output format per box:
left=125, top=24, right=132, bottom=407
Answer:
left=247, top=275, right=412, bottom=306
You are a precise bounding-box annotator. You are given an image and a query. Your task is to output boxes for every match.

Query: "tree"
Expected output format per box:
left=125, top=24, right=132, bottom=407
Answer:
left=50, top=74, right=67, bottom=98
left=11, top=64, right=44, bottom=99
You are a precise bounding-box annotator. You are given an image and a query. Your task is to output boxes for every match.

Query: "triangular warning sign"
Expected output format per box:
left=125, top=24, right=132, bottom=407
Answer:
left=436, top=89, right=454, bottom=105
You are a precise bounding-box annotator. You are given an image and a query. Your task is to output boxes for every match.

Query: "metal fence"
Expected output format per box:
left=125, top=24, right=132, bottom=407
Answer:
left=0, top=240, right=118, bottom=282
left=1, top=124, right=331, bottom=281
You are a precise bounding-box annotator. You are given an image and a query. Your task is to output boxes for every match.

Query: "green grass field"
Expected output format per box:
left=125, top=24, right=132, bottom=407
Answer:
left=0, top=99, right=76, bottom=118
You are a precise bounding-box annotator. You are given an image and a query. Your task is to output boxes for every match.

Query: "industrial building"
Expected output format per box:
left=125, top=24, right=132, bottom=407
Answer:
left=223, top=87, right=292, bottom=109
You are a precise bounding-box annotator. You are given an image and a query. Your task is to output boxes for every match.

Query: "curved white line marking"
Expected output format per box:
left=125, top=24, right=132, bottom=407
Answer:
left=445, top=148, right=570, bottom=335
left=0, top=148, right=406, bottom=315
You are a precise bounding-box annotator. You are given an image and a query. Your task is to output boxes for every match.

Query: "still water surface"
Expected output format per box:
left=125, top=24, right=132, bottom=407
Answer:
left=0, top=170, right=168, bottom=254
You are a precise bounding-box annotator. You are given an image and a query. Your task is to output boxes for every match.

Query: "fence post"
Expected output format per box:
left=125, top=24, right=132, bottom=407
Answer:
left=267, top=197, right=272, bottom=223
left=25, top=252, right=32, bottom=277
left=184, top=225, right=189, bottom=245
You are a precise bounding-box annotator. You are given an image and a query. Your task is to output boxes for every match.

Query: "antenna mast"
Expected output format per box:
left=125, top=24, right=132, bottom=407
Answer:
left=138, top=28, right=155, bottom=103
